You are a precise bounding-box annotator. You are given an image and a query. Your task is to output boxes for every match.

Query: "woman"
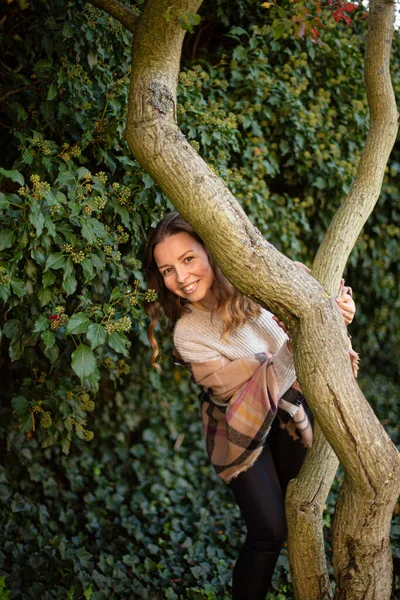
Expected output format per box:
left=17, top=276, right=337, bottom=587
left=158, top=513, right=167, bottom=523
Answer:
left=144, top=211, right=355, bottom=600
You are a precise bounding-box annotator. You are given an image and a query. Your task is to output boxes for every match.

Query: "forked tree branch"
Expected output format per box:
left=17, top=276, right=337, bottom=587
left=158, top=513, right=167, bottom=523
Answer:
left=86, top=0, right=137, bottom=33
left=312, top=0, right=399, bottom=294
left=286, top=2, right=399, bottom=598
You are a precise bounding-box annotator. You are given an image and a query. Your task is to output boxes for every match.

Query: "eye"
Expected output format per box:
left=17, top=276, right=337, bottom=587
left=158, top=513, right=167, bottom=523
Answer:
left=184, top=256, right=194, bottom=263
left=162, top=267, right=172, bottom=276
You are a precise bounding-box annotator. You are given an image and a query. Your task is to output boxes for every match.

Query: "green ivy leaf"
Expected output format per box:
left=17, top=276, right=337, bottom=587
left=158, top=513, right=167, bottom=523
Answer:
left=38, top=287, right=52, bottom=307
left=0, top=192, right=10, bottom=210
left=11, top=395, right=29, bottom=417
left=33, top=315, right=49, bottom=333
left=66, top=312, right=91, bottom=335
left=87, top=368, right=100, bottom=392
left=44, top=343, right=59, bottom=364
left=313, top=176, right=326, bottom=190
left=113, top=203, right=130, bottom=228
left=0, top=283, right=10, bottom=303
left=81, top=218, right=108, bottom=244
left=10, top=278, right=26, bottom=298
left=63, top=272, right=77, bottom=296
left=0, top=168, right=24, bottom=186
left=108, top=332, right=130, bottom=357
left=91, top=253, right=105, bottom=272
left=86, top=323, right=107, bottom=350
left=71, top=344, right=97, bottom=382
left=3, top=319, right=22, bottom=341
left=41, top=329, right=56, bottom=351
left=42, top=270, right=56, bottom=288
left=9, top=338, right=23, bottom=361
left=44, top=215, right=57, bottom=237
left=81, top=257, right=95, bottom=282
left=63, top=257, right=74, bottom=277
left=109, top=286, right=121, bottom=302
left=178, top=11, right=200, bottom=33
left=47, top=83, right=57, bottom=101
left=31, top=247, right=47, bottom=266
left=0, top=230, right=16, bottom=252
left=19, top=413, right=33, bottom=433
left=45, top=253, right=65, bottom=271
left=272, top=20, right=286, bottom=40
left=29, top=204, right=45, bottom=236
left=22, top=331, right=39, bottom=348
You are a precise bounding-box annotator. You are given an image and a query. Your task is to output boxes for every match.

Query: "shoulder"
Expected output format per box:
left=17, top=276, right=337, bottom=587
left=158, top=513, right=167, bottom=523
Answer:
left=174, top=305, right=215, bottom=346
left=173, top=306, right=222, bottom=363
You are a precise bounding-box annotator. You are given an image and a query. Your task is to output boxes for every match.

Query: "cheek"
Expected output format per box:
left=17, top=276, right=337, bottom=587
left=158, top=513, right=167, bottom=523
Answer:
left=202, top=262, right=214, bottom=284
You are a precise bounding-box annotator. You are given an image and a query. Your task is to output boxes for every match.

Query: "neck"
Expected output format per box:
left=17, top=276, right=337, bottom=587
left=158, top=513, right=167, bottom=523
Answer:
left=191, top=292, right=218, bottom=312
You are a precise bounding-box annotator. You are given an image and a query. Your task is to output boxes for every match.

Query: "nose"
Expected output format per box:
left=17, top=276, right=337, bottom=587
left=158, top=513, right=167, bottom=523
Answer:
left=175, top=266, right=189, bottom=284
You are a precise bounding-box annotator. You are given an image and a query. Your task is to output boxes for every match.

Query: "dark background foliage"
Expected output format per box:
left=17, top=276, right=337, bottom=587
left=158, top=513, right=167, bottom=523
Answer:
left=0, top=0, right=399, bottom=598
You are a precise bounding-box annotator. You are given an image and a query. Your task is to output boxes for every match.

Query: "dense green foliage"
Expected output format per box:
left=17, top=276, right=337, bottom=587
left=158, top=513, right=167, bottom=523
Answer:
left=0, top=0, right=399, bottom=598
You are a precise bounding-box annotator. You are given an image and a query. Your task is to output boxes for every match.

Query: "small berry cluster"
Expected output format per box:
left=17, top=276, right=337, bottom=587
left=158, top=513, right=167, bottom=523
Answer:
left=114, top=184, right=132, bottom=208
left=0, top=266, right=11, bottom=285
left=96, top=171, right=108, bottom=185
left=60, top=56, right=92, bottom=87
left=59, top=142, right=81, bottom=162
left=40, top=411, right=52, bottom=428
left=104, top=315, right=131, bottom=334
left=30, top=402, right=53, bottom=429
left=49, top=204, right=63, bottom=216
left=94, top=196, right=107, bottom=210
left=68, top=417, right=94, bottom=441
left=18, top=175, right=51, bottom=201
left=103, top=245, right=121, bottom=263
left=144, top=289, right=157, bottom=302
left=79, top=391, right=96, bottom=413
left=49, top=306, right=68, bottom=330
left=31, top=137, right=52, bottom=156
left=104, top=357, right=130, bottom=377
left=63, top=243, right=89, bottom=264
left=116, top=225, right=129, bottom=244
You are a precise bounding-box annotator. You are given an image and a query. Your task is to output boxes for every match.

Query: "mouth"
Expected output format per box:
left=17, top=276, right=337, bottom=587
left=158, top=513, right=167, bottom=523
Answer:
left=181, top=280, right=200, bottom=294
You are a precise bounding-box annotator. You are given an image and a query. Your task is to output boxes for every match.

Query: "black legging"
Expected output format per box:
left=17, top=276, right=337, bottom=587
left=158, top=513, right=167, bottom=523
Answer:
left=229, top=409, right=312, bottom=600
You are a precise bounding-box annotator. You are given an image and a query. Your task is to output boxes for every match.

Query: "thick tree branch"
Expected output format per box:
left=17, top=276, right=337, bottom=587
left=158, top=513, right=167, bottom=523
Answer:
left=286, top=424, right=338, bottom=600
left=287, top=2, right=399, bottom=598
left=313, top=0, right=399, bottom=294
left=86, top=0, right=137, bottom=33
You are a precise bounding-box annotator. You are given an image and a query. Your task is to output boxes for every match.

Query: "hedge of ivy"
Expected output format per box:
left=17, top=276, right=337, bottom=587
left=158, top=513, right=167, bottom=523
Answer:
left=0, top=0, right=399, bottom=598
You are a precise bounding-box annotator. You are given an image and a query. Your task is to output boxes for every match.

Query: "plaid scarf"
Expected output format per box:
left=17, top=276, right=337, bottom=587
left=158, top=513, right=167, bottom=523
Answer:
left=189, top=353, right=312, bottom=483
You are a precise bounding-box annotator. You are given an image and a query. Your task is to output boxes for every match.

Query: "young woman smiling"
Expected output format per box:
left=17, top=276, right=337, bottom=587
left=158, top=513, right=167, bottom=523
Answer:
left=144, top=211, right=356, bottom=600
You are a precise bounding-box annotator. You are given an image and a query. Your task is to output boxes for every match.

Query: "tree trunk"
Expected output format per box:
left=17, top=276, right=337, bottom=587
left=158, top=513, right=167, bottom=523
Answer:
left=286, top=0, right=399, bottom=597
left=286, top=425, right=338, bottom=600
left=88, top=0, right=400, bottom=596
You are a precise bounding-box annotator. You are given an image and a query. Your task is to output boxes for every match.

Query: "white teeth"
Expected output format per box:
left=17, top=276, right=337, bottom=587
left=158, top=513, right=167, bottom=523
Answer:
left=183, top=281, right=198, bottom=292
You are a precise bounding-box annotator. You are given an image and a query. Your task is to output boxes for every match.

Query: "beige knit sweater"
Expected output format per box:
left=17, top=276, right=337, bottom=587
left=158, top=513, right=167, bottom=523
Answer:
left=174, top=305, right=297, bottom=399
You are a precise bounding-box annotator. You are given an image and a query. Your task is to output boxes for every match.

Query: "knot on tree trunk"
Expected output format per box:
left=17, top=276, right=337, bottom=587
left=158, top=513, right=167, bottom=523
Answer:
left=148, top=81, right=175, bottom=116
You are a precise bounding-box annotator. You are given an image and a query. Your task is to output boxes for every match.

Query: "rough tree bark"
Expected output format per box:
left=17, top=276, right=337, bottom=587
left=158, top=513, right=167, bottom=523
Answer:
left=286, top=1, right=400, bottom=598
left=86, top=0, right=400, bottom=597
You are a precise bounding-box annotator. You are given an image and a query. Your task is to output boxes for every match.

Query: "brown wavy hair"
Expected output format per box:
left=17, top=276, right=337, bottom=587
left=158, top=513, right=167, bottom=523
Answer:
left=144, top=211, right=261, bottom=368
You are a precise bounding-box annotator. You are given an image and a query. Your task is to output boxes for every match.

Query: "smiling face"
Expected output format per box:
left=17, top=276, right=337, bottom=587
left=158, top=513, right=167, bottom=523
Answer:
left=153, top=232, right=216, bottom=311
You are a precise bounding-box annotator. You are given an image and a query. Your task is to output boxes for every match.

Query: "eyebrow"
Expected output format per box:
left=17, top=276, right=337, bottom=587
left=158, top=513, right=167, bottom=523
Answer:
left=157, top=250, right=194, bottom=270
